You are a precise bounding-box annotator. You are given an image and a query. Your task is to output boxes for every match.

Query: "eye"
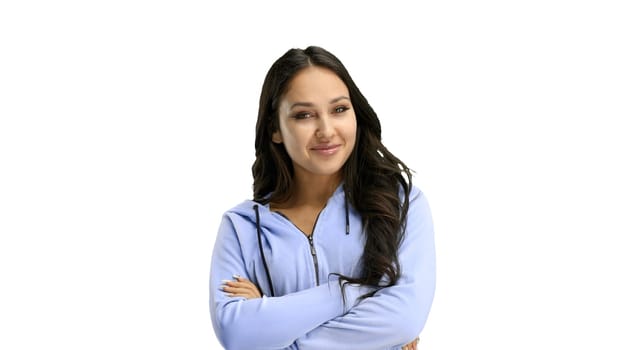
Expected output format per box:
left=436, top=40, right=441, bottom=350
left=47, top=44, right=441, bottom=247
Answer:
left=293, top=111, right=313, bottom=120
left=335, top=106, right=350, bottom=113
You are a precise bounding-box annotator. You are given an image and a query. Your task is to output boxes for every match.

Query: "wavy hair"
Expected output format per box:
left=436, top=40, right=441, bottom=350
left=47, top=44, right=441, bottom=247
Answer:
left=252, top=46, right=412, bottom=296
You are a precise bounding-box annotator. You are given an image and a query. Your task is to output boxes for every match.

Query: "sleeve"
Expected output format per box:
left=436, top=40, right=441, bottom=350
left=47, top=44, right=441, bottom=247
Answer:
left=209, top=214, right=373, bottom=350
left=293, top=189, right=437, bottom=350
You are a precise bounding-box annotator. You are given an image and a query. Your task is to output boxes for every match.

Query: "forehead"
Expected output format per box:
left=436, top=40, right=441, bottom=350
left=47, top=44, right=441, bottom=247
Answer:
left=281, top=66, right=349, bottom=103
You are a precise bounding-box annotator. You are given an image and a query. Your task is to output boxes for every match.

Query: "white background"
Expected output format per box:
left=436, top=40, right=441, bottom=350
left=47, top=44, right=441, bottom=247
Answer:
left=1, top=1, right=621, bottom=349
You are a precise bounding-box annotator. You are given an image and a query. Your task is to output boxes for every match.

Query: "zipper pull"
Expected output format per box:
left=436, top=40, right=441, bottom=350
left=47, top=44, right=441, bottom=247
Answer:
left=308, top=236, right=317, bottom=256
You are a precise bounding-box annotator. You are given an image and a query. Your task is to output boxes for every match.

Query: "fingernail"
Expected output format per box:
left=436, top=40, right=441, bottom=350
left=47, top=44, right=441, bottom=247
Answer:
left=221, top=279, right=231, bottom=284
left=233, top=274, right=241, bottom=279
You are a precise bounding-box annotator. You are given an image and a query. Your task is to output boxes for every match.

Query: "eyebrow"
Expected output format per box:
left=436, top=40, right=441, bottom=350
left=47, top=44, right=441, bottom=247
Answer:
left=289, top=96, right=351, bottom=110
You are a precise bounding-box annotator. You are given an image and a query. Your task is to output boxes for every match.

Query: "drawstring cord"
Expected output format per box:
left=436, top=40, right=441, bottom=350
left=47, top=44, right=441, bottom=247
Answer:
left=254, top=204, right=275, bottom=297
left=345, top=191, right=350, bottom=235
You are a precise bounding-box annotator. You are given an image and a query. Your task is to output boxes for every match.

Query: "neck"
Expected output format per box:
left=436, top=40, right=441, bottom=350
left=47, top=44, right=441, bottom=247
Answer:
left=282, top=172, right=342, bottom=209
left=299, top=180, right=340, bottom=206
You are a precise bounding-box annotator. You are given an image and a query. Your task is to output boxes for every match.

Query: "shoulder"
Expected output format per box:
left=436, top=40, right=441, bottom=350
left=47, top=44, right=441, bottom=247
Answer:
left=397, top=183, right=426, bottom=204
left=216, top=200, right=259, bottom=232
left=403, top=184, right=433, bottom=224
left=222, top=199, right=259, bottom=218
left=219, top=199, right=279, bottom=233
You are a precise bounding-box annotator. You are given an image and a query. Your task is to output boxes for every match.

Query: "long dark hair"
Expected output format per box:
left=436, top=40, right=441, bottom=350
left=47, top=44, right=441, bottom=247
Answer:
left=252, top=46, right=412, bottom=296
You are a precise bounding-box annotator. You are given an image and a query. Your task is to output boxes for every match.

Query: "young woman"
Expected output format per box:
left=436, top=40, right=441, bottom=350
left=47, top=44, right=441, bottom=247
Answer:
left=209, top=46, right=435, bottom=350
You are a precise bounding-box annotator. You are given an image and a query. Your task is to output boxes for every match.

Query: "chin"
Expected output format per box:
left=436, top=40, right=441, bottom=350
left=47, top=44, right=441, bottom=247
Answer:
left=310, top=165, right=346, bottom=177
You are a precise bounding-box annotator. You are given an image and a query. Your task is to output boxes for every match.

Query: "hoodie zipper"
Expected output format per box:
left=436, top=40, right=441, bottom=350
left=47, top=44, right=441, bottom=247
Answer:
left=307, top=235, right=319, bottom=286
left=273, top=210, right=321, bottom=287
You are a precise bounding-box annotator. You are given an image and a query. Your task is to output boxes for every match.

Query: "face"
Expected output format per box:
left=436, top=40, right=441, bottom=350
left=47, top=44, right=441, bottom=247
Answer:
left=273, top=66, right=357, bottom=182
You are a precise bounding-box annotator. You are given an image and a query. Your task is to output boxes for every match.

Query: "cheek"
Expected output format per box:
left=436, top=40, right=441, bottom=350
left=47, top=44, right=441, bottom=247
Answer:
left=346, top=116, right=358, bottom=141
left=281, top=125, right=311, bottom=150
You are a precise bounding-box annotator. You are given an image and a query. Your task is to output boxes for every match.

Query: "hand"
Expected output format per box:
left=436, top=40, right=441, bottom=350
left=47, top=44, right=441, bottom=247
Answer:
left=401, top=337, right=419, bottom=350
left=221, top=275, right=262, bottom=299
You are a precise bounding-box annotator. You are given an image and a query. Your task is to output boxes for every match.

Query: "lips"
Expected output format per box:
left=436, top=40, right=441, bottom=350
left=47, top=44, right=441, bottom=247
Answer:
left=311, top=144, right=339, bottom=151
left=310, top=144, right=341, bottom=155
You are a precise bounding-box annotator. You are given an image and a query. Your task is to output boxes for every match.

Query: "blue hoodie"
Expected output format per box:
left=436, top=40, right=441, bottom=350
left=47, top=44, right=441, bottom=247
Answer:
left=209, top=184, right=436, bottom=350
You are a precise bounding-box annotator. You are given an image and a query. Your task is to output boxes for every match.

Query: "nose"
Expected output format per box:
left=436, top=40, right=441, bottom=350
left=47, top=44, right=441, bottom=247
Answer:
left=315, top=114, right=335, bottom=139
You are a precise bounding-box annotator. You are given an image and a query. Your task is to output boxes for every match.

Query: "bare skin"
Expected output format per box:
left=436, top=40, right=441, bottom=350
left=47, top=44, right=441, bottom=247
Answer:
left=221, top=277, right=419, bottom=349
left=220, top=275, right=262, bottom=299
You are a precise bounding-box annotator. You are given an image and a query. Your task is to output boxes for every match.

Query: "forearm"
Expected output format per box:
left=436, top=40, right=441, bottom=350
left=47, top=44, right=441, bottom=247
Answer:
left=212, top=278, right=373, bottom=350
left=294, top=282, right=434, bottom=349
left=213, top=281, right=337, bottom=349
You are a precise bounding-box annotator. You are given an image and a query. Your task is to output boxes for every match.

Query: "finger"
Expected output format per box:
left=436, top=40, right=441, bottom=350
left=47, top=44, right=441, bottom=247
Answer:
left=223, top=282, right=260, bottom=296
left=222, top=285, right=255, bottom=294
left=402, top=340, right=415, bottom=350
left=222, top=280, right=256, bottom=293
left=221, top=278, right=262, bottom=298
left=223, top=280, right=251, bottom=288
left=232, top=274, right=249, bottom=282
left=225, top=280, right=261, bottom=294
left=226, top=291, right=254, bottom=298
left=222, top=286, right=256, bottom=297
left=221, top=284, right=261, bottom=299
left=224, top=278, right=257, bottom=287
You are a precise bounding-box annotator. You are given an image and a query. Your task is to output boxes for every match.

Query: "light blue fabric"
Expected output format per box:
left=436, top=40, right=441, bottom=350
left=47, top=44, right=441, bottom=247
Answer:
left=209, top=185, right=436, bottom=350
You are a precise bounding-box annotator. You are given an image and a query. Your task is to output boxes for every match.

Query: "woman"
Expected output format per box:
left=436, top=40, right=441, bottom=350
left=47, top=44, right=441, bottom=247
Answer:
left=209, top=46, right=435, bottom=350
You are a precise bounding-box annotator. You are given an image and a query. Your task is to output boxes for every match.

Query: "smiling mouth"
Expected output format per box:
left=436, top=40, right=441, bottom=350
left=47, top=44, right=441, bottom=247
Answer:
left=311, top=144, right=339, bottom=151
left=310, top=144, right=341, bottom=155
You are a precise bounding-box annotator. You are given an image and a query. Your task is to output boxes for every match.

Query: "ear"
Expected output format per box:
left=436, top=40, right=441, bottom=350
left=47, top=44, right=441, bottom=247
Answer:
left=272, top=130, right=283, bottom=144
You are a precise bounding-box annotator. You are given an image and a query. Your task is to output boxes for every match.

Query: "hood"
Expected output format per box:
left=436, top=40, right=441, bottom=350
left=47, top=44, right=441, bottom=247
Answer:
left=226, top=183, right=348, bottom=234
